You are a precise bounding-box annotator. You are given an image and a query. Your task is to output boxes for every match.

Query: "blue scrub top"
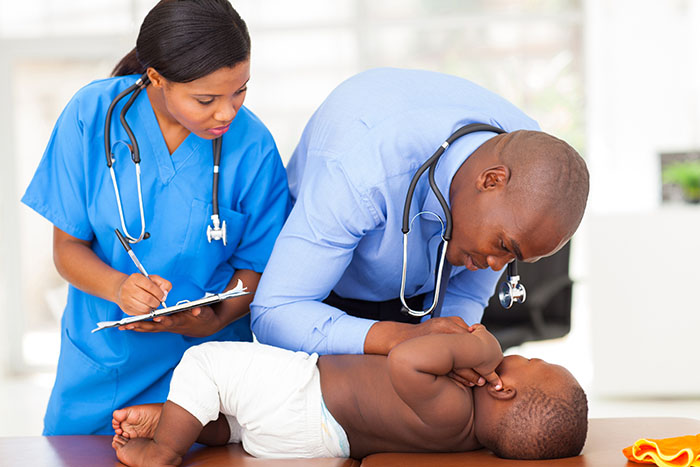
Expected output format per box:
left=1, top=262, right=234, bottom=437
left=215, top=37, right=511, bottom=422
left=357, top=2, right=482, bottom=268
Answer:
left=22, top=75, right=291, bottom=435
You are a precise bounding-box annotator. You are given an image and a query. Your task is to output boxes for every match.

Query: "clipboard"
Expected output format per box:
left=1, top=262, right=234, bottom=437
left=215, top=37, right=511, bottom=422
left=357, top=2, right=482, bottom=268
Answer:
left=91, top=279, right=249, bottom=333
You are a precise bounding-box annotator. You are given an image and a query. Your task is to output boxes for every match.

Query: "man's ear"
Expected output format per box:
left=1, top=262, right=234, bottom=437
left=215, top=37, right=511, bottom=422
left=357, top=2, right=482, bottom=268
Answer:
left=487, top=384, right=517, bottom=400
left=477, top=165, right=510, bottom=191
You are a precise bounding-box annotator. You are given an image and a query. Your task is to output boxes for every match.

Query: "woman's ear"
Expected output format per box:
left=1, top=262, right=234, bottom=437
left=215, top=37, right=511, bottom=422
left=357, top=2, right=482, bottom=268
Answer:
left=487, top=384, right=516, bottom=401
left=146, top=67, right=165, bottom=88
left=477, top=165, right=510, bottom=191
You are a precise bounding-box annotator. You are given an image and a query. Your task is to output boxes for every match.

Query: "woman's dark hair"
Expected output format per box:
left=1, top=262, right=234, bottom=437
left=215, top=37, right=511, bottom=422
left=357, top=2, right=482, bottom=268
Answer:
left=112, top=0, right=250, bottom=82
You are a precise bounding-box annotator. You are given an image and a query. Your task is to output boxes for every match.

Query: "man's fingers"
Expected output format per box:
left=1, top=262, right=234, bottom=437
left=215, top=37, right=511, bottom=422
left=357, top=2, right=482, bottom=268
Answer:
left=446, top=316, right=470, bottom=330
left=431, top=317, right=469, bottom=334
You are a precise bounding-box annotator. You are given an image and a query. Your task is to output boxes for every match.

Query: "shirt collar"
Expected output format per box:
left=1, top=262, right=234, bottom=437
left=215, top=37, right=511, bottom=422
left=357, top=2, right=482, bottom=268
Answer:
left=421, top=130, right=499, bottom=218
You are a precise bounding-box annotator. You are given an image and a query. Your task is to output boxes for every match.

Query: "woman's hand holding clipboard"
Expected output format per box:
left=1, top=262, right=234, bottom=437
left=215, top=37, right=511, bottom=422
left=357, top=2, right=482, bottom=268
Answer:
left=92, top=279, right=249, bottom=333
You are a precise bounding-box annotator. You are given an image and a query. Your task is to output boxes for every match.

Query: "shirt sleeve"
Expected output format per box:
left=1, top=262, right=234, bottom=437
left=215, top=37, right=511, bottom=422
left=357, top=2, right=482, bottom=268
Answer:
left=228, top=143, right=291, bottom=273
left=21, top=94, right=94, bottom=241
left=423, top=267, right=503, bottom=324
left=250, top=155, right=380, bottom=355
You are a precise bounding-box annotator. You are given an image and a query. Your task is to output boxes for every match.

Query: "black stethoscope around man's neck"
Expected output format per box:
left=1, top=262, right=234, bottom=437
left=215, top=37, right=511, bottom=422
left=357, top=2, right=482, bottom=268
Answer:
left=399, top=123, right=526, bottom=318
left=103, top=72, right=227, bottom=245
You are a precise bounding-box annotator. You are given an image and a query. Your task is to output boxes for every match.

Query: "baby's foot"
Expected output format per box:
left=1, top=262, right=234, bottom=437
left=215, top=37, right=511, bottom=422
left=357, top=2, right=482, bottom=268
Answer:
left=112, top=403, right=163, bottom=439
left=112, top=434, right=182, bottom=467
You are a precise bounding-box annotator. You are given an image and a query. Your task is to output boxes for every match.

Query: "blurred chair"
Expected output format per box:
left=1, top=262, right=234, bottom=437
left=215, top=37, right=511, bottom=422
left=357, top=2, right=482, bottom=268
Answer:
left=481, top=243, right=573, bottom=350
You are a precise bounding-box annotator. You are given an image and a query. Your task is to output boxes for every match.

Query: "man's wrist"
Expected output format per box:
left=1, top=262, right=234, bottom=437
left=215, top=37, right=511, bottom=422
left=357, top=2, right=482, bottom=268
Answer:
left=364, top=321, right=413, bottom=355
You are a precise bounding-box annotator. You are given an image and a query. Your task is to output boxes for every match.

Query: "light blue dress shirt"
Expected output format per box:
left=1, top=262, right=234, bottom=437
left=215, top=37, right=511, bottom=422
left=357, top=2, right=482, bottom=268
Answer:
left=251, top=68, right=539, bottom=355
left=22, top=75, right=290, bottom=434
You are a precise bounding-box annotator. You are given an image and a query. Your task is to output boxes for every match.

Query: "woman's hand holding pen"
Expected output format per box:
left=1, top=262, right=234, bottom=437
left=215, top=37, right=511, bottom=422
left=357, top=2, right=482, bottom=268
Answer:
left=116, top=273, right=171, bottom=316
left=114, top=271, right=228, bottom=336
left=117, top=269, right=258, bottom=337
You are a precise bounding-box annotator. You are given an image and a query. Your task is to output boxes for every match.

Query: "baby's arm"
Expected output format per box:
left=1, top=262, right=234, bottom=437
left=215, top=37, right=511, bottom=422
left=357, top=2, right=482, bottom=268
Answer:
left=387, top=326, right=503, bottom=428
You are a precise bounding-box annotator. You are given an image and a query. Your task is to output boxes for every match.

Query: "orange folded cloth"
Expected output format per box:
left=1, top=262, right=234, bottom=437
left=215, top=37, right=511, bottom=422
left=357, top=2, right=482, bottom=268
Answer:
left=623, top=434, right=700, bottom=467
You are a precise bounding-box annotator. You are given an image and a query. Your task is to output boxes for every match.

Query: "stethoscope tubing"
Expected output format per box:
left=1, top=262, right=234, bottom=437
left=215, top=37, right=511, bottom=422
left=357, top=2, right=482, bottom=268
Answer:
left=400, top=234, right=449, bottom=317
left=104, top=73, right=225, bottom=245
left=400, top=123, right=520, bottom=316
left=104, top=75, right=149, bottom=167
left=109, top=163, right=147, bottom=244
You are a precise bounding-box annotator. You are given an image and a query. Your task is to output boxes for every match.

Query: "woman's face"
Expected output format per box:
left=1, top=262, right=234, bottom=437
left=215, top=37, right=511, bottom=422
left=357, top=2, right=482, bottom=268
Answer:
left=154, top=60, right=251, bottom=140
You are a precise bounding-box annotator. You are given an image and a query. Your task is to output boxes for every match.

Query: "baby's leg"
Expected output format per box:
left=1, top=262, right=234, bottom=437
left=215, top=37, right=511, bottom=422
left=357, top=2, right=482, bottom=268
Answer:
left=198, top=413, right=233, bottom=446
left=112, top=401, right=202, bottom=467
left=113, top=403, right=229, bottom=446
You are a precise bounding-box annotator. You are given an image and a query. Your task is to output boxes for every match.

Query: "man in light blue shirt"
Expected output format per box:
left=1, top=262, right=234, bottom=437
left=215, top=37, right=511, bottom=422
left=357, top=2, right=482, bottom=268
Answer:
left=251, top=68, right=589, bottom=364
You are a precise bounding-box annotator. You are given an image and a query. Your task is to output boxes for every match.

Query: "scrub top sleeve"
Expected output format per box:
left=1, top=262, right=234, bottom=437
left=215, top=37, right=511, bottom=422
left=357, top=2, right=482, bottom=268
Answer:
left=228, top=145, right=291, bottom=273
left=251, top=156, right=379, bottom=355
left=21, top=96, right=94, bottom=241
left=430, top=267, right=502, bottom=325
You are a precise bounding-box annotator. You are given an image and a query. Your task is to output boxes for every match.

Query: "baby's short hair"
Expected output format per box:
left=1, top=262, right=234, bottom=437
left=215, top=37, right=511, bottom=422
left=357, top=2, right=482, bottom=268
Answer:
left=491, top=382, right=588, bottom=460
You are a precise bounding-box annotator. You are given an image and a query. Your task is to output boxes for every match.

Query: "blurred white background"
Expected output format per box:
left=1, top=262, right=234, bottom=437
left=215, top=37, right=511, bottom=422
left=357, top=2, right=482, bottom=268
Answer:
left=1, top=0, right=699, bottom=436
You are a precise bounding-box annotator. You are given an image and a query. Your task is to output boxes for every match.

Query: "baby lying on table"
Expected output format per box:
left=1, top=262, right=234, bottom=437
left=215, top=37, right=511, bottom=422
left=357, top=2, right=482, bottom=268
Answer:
left=112, top=324, right=588, bottom=465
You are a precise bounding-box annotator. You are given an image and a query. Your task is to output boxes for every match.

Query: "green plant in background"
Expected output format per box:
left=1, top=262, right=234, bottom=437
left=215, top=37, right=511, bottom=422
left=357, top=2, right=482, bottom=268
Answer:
left=662, top=160, right=700, bottom=203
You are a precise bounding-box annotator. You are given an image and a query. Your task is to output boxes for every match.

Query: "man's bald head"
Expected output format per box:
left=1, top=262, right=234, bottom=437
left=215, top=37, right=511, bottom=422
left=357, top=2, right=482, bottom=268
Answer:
left=447, top=130, right=589, bottom=271
left=496, top=130, right=589, bottom=238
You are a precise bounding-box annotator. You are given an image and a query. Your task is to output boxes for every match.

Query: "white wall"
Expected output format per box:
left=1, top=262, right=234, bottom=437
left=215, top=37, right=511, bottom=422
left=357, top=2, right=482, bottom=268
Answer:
left=584, top=0, right=700, bottom=396
left=585, top=0, right=700, bottom=213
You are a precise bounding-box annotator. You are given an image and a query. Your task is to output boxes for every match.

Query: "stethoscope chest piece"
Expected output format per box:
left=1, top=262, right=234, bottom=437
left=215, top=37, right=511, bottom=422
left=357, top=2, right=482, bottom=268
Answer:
left=207, top=214, right=227, bottom=245
left=498, top=262, right=526, bottom=309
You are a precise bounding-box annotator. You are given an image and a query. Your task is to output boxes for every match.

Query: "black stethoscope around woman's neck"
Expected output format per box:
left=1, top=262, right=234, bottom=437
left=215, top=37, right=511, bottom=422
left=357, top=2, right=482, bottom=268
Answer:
left=103, top=72, right=227, bottom=245
left=399, top=123, right=526, bottom=318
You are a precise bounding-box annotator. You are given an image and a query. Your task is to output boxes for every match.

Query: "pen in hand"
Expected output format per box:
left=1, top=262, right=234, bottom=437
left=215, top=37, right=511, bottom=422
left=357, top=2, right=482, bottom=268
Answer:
left=114, top=229, right=168, bottom=309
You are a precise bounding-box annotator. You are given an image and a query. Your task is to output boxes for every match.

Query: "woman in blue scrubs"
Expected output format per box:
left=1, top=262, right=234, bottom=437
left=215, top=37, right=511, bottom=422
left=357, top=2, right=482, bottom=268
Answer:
left=21, top=0, right=290, bottom=435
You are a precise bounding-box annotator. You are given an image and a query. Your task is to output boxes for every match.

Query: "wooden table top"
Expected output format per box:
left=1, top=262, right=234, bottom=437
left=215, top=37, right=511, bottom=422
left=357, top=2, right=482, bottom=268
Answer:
left=1, top=417, right=698, bottom=466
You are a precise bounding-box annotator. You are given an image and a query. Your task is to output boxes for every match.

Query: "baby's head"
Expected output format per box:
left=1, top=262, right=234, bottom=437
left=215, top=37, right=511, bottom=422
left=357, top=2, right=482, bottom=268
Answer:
left=473, top=355, right=588, bottom=460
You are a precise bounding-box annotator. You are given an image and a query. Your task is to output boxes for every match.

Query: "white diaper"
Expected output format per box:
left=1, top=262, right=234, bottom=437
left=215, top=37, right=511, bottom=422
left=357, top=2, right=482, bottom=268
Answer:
left=168, top=341, right=350, bottom=458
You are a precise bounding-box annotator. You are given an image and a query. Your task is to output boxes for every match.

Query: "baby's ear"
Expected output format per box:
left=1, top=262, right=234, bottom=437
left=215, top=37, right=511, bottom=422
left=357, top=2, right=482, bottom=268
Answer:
left=487, top=384, right=516, bottom=401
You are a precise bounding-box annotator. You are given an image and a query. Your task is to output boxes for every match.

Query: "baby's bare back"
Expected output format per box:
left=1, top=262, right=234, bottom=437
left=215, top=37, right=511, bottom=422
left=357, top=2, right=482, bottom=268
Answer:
left=318, top=354, right=480, bottom=459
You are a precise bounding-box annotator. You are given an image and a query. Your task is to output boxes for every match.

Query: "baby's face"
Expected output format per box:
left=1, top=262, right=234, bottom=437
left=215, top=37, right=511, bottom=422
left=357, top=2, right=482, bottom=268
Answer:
left=497, top=355, right=572, bottom=388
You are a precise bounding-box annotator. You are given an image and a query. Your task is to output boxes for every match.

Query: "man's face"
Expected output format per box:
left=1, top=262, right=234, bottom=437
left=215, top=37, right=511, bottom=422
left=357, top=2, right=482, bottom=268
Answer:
left=446, top=187, right=569, bottom=271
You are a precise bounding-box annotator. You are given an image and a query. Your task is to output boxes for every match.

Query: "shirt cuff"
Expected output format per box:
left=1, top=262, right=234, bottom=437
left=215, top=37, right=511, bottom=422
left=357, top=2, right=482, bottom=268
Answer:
left=326, top=313, right=377, bottom=355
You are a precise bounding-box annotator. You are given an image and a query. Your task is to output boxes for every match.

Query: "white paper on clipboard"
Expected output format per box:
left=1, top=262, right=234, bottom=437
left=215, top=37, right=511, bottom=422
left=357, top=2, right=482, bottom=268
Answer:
left=91, top=279, right=249, bottom=333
